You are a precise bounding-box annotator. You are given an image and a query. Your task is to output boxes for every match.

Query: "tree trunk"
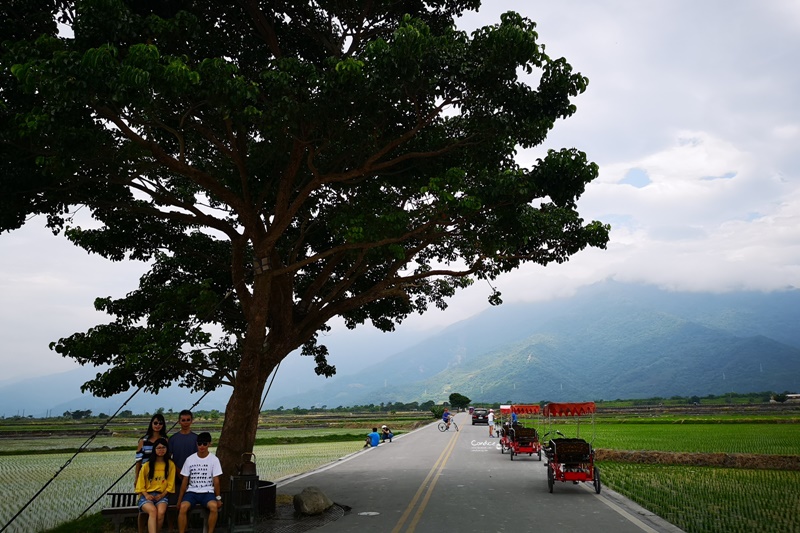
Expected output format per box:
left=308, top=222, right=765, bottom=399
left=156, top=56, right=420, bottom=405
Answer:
left=216, top=264, right=301, bottom=477
left=216, top=356, right=270, bottom=480
left=216, top=337, right=295, bottom=478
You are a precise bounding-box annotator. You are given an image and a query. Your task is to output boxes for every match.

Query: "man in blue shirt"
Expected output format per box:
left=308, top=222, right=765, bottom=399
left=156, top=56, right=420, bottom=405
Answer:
left=364, top=427, right=381, bottom=447
left=442, top=408, right=451, bottom=429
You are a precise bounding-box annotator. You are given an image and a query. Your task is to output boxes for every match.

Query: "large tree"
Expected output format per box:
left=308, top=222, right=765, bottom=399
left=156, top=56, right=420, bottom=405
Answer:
left=1, top=0, right=609, bottom=475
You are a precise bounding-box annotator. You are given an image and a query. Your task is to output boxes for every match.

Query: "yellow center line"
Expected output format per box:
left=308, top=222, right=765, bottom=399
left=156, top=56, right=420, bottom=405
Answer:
left=391, top=422, right=461, bottom=533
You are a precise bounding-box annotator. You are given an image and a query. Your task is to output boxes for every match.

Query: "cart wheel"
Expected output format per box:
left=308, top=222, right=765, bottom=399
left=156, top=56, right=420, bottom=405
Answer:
left=547, top=466, right=554, bottom=493
left=510, top=449, right=514, bottom=460
left=500, top=443, right=505, bottom=454
left=537, top=449, right=542, bottom=461
left=593, top=467, right=601, bottom=494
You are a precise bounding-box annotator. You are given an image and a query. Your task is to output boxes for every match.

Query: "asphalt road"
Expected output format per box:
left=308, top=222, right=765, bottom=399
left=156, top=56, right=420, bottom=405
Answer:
left=278, top=413, right=685, bottom=533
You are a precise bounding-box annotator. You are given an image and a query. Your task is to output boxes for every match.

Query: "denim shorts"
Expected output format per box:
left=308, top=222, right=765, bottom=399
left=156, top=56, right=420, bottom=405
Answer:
left=181, top=492, right=216, bottom=507
left=138, top=492, right=169, bottom=509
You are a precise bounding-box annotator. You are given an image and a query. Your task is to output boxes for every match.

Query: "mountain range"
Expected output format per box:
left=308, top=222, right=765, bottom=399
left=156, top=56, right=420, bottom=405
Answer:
left=2, top=281, right=798, bottom=416
left=269, top=281, right=800, bottom=407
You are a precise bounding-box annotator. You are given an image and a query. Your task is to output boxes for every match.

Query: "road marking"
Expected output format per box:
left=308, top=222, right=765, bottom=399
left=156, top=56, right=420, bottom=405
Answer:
left=391, top=421, right=461, bottom=533
left=581, top=484, right=660, bottom=533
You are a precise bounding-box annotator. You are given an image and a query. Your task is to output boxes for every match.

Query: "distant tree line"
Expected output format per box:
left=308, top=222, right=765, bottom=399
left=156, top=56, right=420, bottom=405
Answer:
left=62, top=409, right=93, bottom=420
left=267, top=400, right=437, bottom=415
left=597, top=391, right=788, bottom=407
left=12, top=390, right=796, bottom=420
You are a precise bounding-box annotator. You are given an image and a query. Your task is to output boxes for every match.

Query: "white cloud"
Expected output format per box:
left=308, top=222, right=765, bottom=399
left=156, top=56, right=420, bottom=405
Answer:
left=1, top=1, right=799, bottom=383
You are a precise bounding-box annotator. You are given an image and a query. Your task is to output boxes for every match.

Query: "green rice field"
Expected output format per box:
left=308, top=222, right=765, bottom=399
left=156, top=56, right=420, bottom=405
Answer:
left=601, top=462, right=800, bottom=533
left=2, top=411, right=799, bottom=533
left=591, top=423, right=800, bottom=455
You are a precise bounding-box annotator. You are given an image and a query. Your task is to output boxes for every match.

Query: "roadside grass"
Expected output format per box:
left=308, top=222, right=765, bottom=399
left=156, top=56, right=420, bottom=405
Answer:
left=600, top=462, right=800, bottom=533
left=40, top=513, right=107, bottom=533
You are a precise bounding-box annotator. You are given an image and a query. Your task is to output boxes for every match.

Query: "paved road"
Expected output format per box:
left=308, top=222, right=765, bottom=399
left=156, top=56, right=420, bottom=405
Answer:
left=278, top=413, right=684, bottom=533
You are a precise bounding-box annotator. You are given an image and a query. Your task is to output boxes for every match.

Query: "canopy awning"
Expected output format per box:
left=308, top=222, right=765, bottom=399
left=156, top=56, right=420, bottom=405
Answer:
left=509, top=404, right=540, bottom=415
left=543, top=402, right=596, bottom=417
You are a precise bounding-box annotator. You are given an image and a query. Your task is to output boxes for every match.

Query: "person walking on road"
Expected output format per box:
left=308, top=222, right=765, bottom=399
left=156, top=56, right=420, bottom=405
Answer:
left=488, top=409, right=495, bottom=437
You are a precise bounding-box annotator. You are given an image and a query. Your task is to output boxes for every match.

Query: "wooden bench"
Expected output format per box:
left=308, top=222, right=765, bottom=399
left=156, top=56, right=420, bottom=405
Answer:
left=101, top=492, right=210, bottom=533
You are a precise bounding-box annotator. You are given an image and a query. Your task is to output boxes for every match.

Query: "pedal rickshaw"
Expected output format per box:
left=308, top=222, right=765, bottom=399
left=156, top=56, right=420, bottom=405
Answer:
left=542, top=401, right=600, bottom=493
left=498, top=404, right=542, bottom=460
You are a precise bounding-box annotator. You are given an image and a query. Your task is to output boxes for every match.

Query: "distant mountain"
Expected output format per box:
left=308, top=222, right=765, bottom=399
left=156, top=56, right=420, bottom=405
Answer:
left=0, top=316, right=427, bottom=418
left=272, top=281, right=800, bottom=407
left=0, top=366, right=232, bottom=418
left=3, top=281, right=798, bottom=416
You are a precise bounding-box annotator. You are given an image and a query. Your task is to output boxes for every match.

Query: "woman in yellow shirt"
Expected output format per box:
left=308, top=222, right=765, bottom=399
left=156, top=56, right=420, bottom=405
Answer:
left=135, top=438, right=176, bottom=533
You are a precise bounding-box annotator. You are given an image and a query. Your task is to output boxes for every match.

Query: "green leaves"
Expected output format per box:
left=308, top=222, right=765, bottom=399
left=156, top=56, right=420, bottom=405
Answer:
left=1, top=3, right=609, bottom=432
left=80, top=43, right=118, bottom=69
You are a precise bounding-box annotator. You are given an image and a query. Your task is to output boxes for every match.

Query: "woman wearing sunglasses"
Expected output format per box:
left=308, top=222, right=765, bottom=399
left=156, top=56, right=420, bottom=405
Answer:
left=135, top=414, right=169, bottom=484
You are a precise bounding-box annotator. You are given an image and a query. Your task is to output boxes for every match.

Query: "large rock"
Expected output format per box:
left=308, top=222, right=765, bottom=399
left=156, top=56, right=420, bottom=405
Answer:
left=293, top=486, right=334, bottom=515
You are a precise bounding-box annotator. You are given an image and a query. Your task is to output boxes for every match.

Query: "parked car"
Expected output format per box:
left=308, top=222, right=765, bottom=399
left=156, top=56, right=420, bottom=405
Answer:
left=472, top=408, right=489, bottom=425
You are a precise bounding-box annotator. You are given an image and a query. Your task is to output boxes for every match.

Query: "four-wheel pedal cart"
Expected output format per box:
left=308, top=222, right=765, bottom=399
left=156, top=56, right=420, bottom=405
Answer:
left=498, top=404, right=542, bottom=460
left=542, top=401, right=601, bottom=494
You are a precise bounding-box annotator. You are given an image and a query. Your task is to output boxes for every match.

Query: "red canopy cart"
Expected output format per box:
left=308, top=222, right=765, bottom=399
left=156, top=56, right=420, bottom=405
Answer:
left=498, top=404, right=542, bottom=461
left=542, top=402, right=600, bottom=493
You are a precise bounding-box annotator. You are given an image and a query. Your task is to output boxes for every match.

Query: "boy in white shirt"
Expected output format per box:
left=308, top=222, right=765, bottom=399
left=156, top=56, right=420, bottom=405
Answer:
left=177, top=432, right=223, bottom=533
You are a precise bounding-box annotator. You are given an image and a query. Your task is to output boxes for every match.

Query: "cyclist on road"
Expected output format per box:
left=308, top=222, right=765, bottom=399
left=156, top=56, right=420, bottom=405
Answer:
left=442, top=408, right=452, bottom=429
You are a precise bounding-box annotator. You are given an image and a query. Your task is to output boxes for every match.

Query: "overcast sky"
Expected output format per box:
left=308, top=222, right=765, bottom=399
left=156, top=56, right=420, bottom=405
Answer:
left=1, top=1, right=798, bottom=385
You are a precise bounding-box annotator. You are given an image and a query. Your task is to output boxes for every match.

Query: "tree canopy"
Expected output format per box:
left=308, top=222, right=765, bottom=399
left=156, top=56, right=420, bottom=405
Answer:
left=1, top=0, right=609, bottom=473
left=448, top=392, right=471, bottom=410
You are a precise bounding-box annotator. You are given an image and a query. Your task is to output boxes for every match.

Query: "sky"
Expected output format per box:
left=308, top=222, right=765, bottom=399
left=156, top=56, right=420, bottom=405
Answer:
left=1, top=1, right=799, bottom=388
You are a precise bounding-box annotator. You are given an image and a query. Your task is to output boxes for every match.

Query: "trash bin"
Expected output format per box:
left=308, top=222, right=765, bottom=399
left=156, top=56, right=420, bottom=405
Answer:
left=257, top=480, right=277, bottom=516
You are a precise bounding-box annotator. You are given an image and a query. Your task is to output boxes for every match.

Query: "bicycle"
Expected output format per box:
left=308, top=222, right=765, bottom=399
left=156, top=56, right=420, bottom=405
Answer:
left=438, top=418, right=459, bottom=432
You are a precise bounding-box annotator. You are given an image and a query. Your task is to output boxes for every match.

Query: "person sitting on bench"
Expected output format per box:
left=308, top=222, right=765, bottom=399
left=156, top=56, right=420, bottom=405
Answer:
left=135, top=438, right=174, bottom=533
left=176, top=432, right=223, bottom=533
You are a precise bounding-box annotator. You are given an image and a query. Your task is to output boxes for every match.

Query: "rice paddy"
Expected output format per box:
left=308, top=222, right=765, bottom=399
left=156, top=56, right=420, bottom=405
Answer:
left=2, top=409, right=799, bottom=533
left=600, top=462, right=800, bottom=533
left=591, top=422, right=800, bottom=455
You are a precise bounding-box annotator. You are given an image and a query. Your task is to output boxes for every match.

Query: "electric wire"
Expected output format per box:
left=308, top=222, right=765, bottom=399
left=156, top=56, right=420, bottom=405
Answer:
left=260, top=361, right=282, bottom=412
left=1, top=287, right=244, bottom=532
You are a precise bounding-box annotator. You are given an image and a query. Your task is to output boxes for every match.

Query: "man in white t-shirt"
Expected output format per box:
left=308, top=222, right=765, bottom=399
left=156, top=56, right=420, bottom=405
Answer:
left=487, top=409, right=495, bottom=437
left=177, top=431, right=223, bottom=533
